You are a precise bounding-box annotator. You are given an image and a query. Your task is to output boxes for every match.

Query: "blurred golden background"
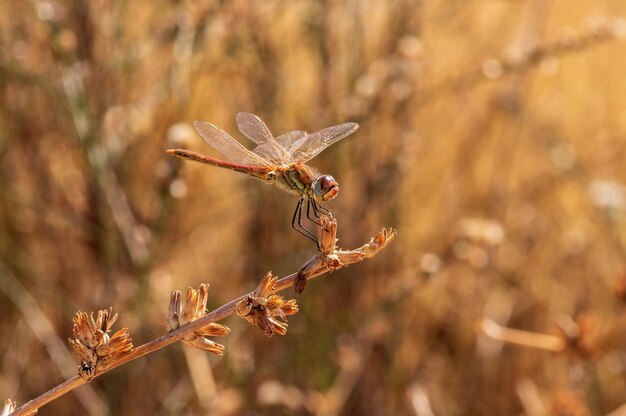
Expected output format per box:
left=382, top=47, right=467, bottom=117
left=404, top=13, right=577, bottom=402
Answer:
left=2, top=0, right=626, bottom=414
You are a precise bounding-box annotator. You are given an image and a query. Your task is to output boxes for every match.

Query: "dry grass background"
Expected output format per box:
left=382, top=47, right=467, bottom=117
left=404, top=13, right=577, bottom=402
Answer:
left=2, top=0, right=626, bottom=415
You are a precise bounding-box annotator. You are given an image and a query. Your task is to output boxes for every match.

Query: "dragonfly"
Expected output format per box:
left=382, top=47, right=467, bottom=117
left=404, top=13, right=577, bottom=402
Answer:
left=166, top=112, right=359, bottom=243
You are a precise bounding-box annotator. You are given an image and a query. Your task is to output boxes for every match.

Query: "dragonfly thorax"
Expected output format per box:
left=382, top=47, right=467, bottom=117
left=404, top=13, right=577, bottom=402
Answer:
left=312, top=175, right=339, bottom=202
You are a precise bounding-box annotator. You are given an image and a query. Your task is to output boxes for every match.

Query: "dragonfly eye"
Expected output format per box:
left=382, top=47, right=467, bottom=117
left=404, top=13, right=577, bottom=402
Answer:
left=313, top=175, right=339, bottom=201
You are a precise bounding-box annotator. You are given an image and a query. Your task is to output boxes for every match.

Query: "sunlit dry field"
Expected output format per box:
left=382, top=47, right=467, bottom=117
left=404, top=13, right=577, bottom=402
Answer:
left=2, top=1, right=626, bottom=415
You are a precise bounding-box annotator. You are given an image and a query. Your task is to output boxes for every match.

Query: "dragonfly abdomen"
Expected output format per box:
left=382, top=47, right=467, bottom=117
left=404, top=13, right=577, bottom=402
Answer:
left=167, top=149, right=274, bottom=181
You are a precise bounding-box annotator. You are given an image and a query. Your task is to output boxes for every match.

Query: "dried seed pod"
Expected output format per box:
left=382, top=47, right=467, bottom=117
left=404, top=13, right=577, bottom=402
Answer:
left=68, top=309, right=133, bottom=381
left=237, top=272, right=299, bottom=336
left=167, top=284, right=230, bottom=355
left=296, top=220, right=397, bottom=293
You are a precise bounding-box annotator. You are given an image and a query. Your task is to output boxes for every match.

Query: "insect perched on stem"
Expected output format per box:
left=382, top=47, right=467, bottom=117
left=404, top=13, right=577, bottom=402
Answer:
left=166, top=113, right=358, bottom=244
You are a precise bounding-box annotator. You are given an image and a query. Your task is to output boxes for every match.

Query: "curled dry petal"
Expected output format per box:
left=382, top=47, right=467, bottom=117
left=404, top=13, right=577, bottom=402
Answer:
left=181, top=322, right=231, bottom=355
left=1, top=399, right=37, bottom=416
left=184, top=336, right=226, bottom=354
left=97, top=329, right=134, bottom=367
left=166, top=290, right=182, bottom=330
left=295, top=226, right=398, bottom=291
left=68, top=309, right=133, bottom=381
left=68, top=338, right=97, bottom=372
left=318, top=215, right=338, bottom=254
left=237, top=272, right=299, bottom=336
left=99, top=333, right=130, bottom=363
left=277, top=299, right=299, bottom=316
left=167, top=284, right=230, bottom=355
left=167, top=284, right=211, bottom=330
left=181, top=283, right=210, bottom=324
left=198, top=322, right=231, bottom=337
left=336, top=228, right=398, bottom=265
left=360, top=228, right=398, bottom=258
left=2, top=399, right=16, bottom=416
left=96, top=308, right=118, bottom=331
left=263, top=316, right=288, bottom=336
left=335, top=250, right=365, bottom=265
left=252, top=272, right=277, bottom=298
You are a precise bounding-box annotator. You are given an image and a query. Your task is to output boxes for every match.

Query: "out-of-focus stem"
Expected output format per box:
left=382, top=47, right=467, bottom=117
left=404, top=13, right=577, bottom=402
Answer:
left=481, top=319, right=566, bottom=352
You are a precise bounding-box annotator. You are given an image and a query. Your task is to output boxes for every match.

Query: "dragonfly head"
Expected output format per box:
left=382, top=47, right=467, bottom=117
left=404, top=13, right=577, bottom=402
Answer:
left=313, top=175, right=339, bottom=202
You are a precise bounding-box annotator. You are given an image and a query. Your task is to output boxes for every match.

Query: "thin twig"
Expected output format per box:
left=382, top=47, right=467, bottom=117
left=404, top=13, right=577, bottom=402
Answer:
left=11, top=221, right=396, bottom=415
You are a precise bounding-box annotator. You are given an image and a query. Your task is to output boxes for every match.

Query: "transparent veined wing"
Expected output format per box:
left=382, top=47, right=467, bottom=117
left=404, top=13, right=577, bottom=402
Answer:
left=276, top=130, right=308, bottom=148
left=249, top=130, right=308, bottom=164
left=192, top=120, right=274, bottom=168
left=236, top=112, right=293, bottom=164
left=289, top=122, right=359, bottom=163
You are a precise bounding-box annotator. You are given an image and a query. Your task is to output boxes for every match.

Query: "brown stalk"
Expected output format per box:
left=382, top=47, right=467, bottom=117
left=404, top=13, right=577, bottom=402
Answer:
left=10, top=218, right=396, bottom=415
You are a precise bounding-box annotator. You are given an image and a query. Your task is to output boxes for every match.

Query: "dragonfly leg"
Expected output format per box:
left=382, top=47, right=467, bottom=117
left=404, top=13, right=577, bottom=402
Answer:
left=291, top=198, right=318, bottom=243
left=311, top=198, right=334, bottom=219
left=306, top=198, right=323, bottom=226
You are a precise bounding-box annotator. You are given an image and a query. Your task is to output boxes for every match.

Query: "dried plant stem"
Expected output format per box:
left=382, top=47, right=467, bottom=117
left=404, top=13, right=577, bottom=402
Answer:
left=12, top=377, right=84, bottom=415
left=11, top=225, right=396, bottom=416
left=12, top=295, right=240, bottom=416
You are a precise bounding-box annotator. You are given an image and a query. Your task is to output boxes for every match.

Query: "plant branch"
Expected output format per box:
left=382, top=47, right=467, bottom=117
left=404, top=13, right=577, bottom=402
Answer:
left=10, top=219, right=396, bottom=415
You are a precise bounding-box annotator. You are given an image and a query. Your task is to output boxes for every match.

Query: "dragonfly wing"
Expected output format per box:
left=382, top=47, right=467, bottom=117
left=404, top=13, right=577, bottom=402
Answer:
left=252, top=130, right=308, bottom=162
left=192, top=120, right=273, bottom=167
left=236, top=112, right=294, bottom=164
left=276, top=130, right=308, bottom=148
left=289, top=122, right=359, bottom=163
left=250, top=143, right=284, bottom=163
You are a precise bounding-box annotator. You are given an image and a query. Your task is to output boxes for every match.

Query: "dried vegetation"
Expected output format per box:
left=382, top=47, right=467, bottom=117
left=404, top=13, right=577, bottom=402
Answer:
left=2, top=0, right=626, bottom=415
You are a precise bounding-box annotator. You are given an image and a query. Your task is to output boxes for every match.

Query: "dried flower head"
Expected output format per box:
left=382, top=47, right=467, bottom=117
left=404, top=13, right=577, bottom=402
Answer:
left=295, top=215, right=337, bottom=293
left=68, top=308, right=133, bottom=381
left=318, top=214, right=339, bottom=255
left=2, top=399, right=16, bottom=416
left=348, top=226, right=398, bottom=260
left=2, top=398, right=36, bottom=416
left=296, top=218, right=397, bottom=292
left=237, top=272, right=299, bottom=336
left=167, top=284, right=230, bottom=355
